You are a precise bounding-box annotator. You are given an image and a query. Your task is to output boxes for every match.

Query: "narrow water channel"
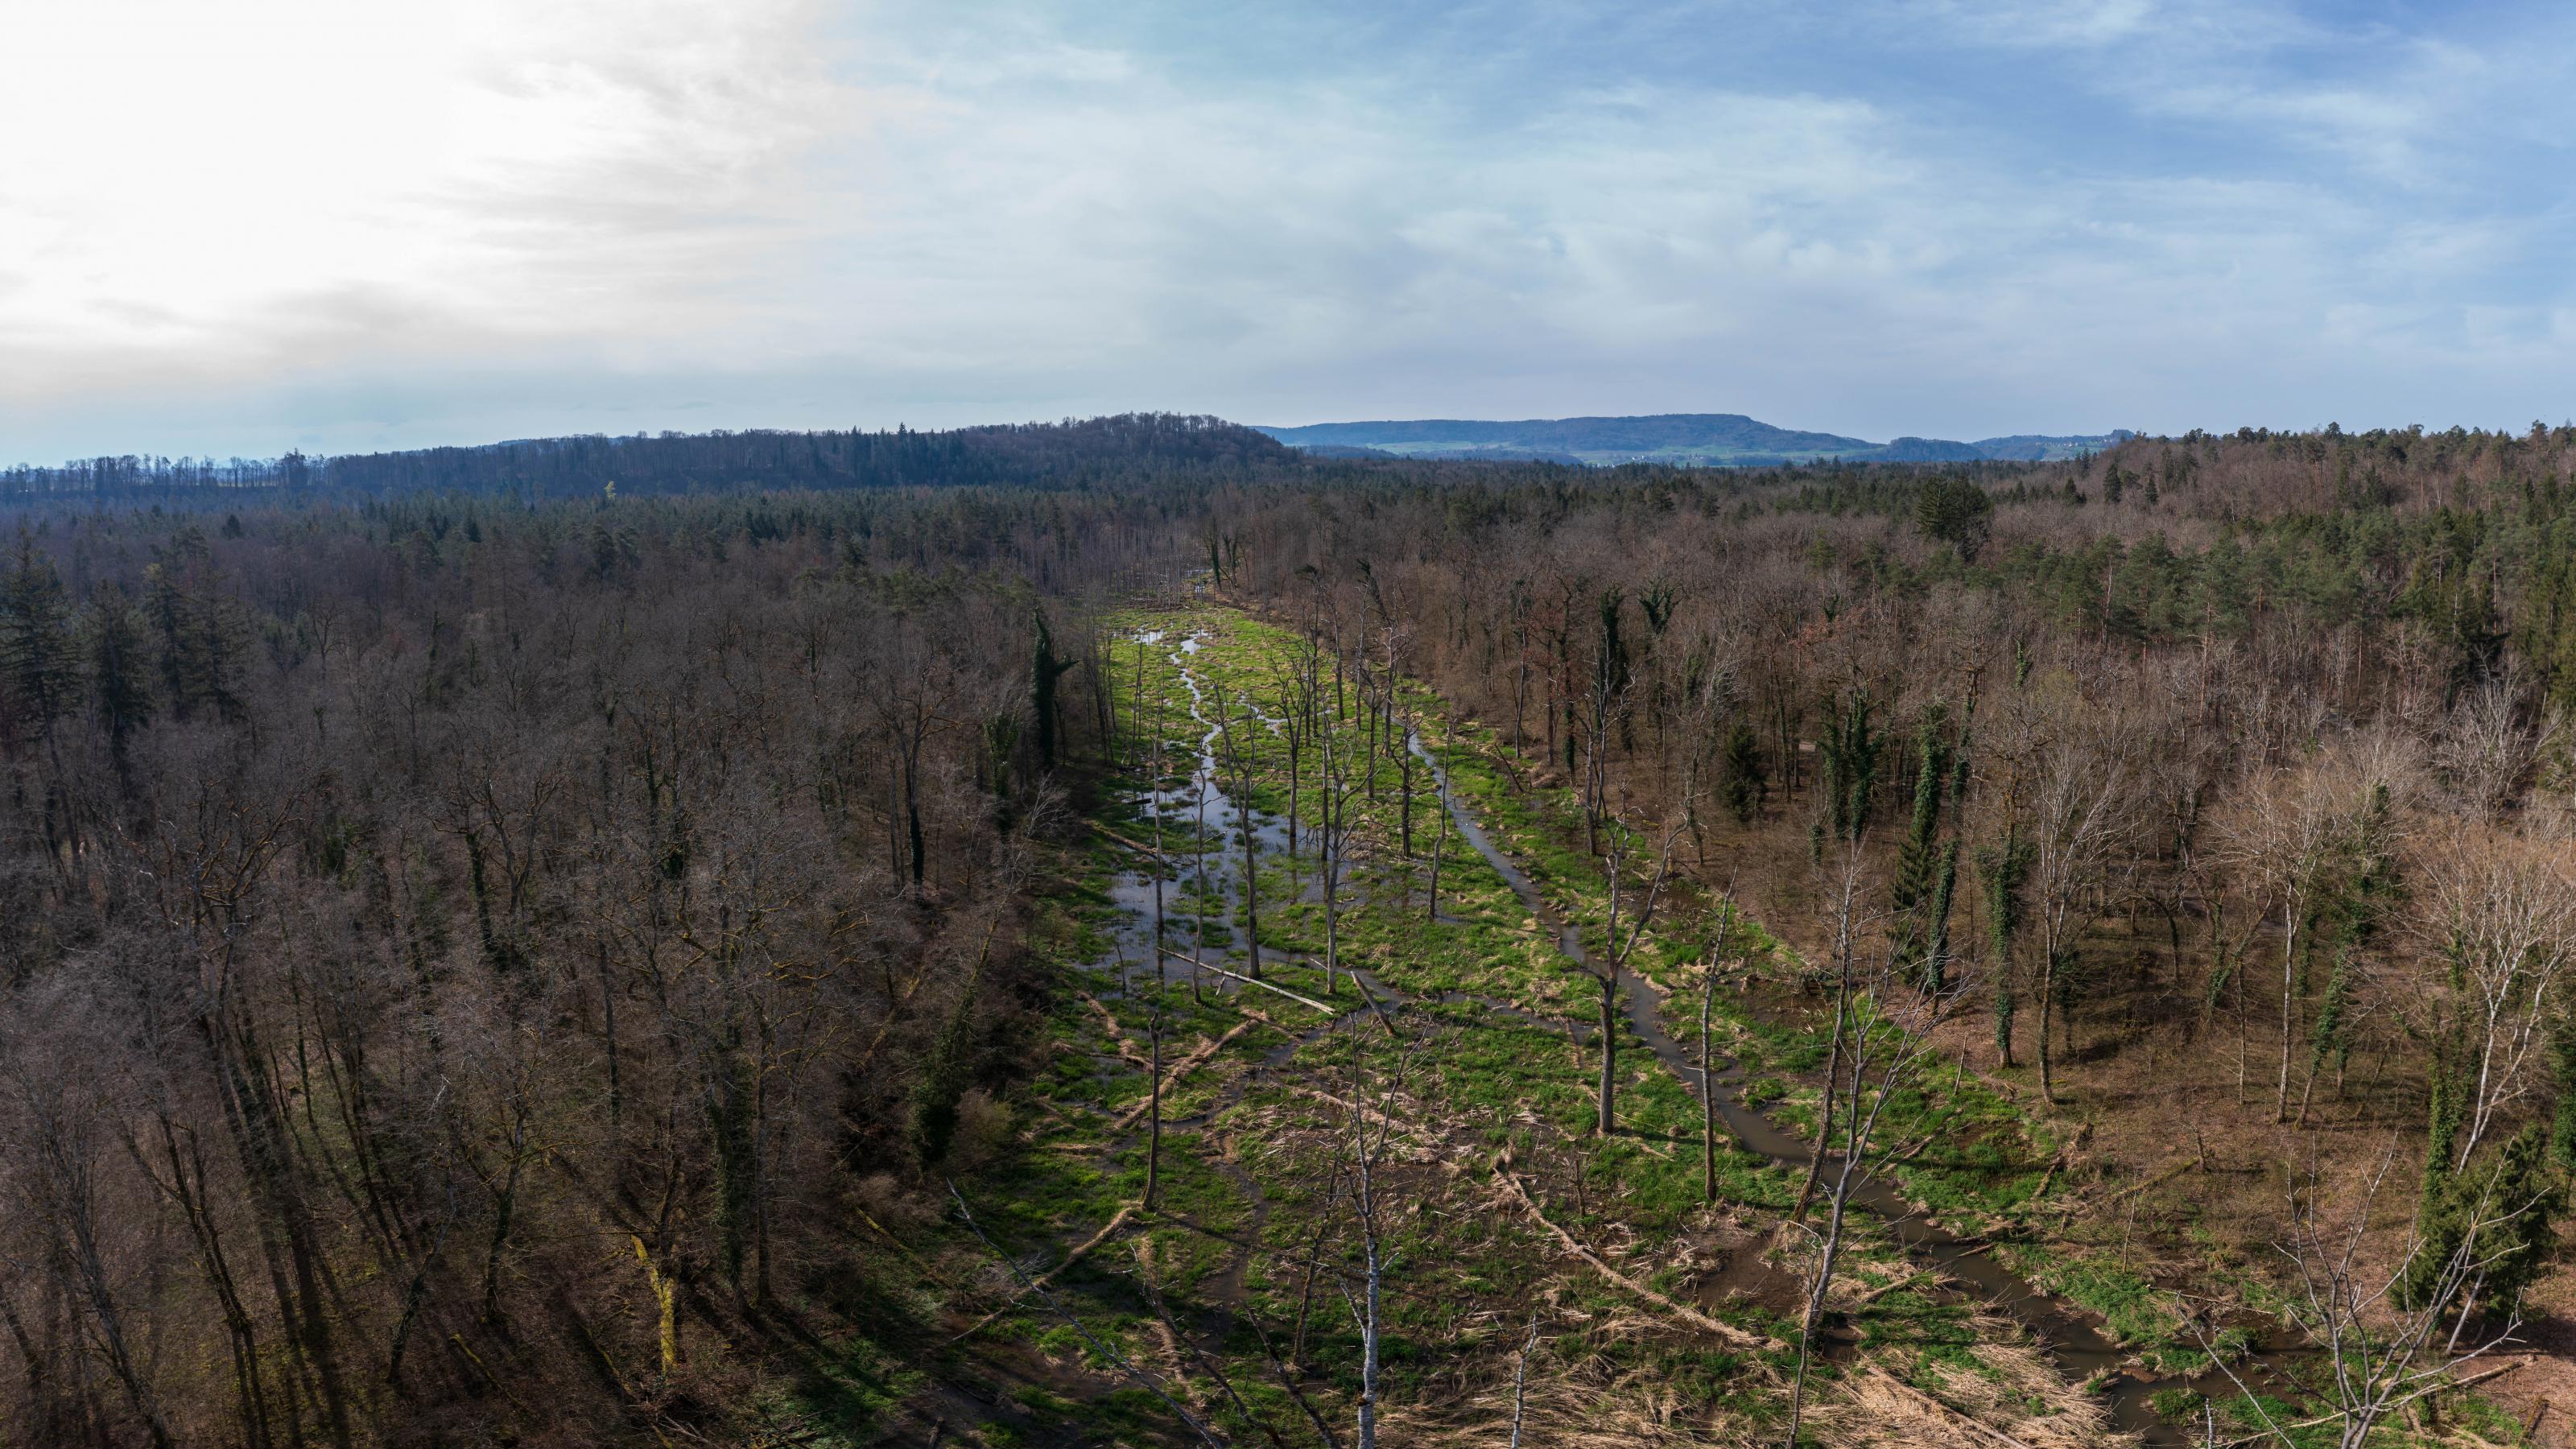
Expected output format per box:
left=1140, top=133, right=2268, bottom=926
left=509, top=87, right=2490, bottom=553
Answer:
left=1403, top=730, right=2253, bottom=1447
left=1092, top=627, right=2261, bottom=1443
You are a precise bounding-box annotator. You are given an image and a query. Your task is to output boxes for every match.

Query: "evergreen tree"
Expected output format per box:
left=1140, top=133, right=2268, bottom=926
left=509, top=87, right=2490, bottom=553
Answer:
left=1978, top=832, right=2033, bottom=1065
left=1889, top=713, right=1955, bottom=981
left=0, top=530, right=78, bottom=736
left=1032, top=609, right=1075, bottom=769
left=142, top=531, right=240, bottom=720
left=1815, top=690, right=1879, bottom=844
left=2553, top=1013, right=2576, bottom=1171
left=2402, top=1124, right=2561, bottom=1315
left=1922, top=840, right=1960, bottom=995
left=1720, top=716, right=1766, bottom=824
left=2308, top=952, right=2355, bottom=1084
left=1913, top=474, right=1994, bottom=561
left=910, top=984, right=980, bottom=1167
left=85, top=588, right=153, bottom=778
left=2478, top=1126, right=2562, bottom=1313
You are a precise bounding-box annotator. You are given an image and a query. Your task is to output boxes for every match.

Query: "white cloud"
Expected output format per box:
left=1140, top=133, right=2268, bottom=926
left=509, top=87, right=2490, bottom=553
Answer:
left=0, top=0, right=845, bottom=396
left=6, top=0, right=2576, bottom=458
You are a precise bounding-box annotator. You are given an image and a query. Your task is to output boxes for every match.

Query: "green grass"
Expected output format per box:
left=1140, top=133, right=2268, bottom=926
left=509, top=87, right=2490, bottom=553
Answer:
left=829, top=601, right=2500, bottom=1447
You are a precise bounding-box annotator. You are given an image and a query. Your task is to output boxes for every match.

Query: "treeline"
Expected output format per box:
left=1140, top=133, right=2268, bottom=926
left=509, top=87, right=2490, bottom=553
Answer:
left=0, top=486, right=1183, bottom=1447
left=2, top=413, right=1291, bottom=503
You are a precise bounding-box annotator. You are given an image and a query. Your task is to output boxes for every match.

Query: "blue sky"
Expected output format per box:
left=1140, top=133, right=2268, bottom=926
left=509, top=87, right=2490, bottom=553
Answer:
left=6, top=0, right=2574, bottom=461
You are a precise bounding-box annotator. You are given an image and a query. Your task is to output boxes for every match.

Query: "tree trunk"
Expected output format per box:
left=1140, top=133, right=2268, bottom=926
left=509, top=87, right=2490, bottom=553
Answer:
left=1596, top=974, right=1618, bottom=1137
left=2276, top=898, right=2298, bottom=1123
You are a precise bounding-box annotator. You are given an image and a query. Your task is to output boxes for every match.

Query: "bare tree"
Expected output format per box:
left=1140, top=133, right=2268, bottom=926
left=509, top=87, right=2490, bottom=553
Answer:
left=2193, top=1137, right=2538, bottom=1449
left=2219, top=739, right=2409, bottom=1121
left=1337, top=1030, right=1420, bottom=1449
left=1211, top=680, right=1264, bottom=980
left=1314, top=649, right=1364, bottom=996
left=2019, top=689, right=2140, bottom=1104
left=1700, top=890, right=1744, bottom=1203
left=1580, top=811, right=1686, bottom=1137
left=1783, top=922, right=1971, bottom=1447
left=2411, top=824, right=2576, bottom=1170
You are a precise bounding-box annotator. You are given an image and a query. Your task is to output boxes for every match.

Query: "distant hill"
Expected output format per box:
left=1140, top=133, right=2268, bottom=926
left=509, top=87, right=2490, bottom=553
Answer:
left=1255, top=414, right=2129, bottom=466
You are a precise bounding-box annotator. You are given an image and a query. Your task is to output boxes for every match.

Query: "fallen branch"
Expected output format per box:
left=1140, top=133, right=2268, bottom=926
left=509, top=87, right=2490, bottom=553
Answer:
left=1170, top=952, right=1340, bottom=1014
left=1095, top=822, right=1173, bottom=863
left=2103, top=1157, right=2196, bottom=1206
left=947, top=1204, right=1140, bottom=1344
left=2201, top=1360, right=2527, bottom=1447
left=943, top=1183, right=1224, bottom=1447
left=2029, top=1148, right=2070, bottom=1204
left=1278, top=1083, right=1438, bottom=1144
left=1853, top=1265, right=1939, bottom=1306
left=1494, top=1170, right=1773, bottom=1350
left=1861, top=1367, right=2040, bottom=1449
left=1081, top=993, right=1156, bottom=1071
left=1112, top=1022, right=1257, bottom=1130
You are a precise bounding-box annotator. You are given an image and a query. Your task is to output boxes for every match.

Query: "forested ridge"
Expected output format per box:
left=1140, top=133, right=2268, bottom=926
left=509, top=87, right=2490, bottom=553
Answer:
left=1, top=414, right=1288, bottom=503
left=6, top=415, right=2576, bottom=1447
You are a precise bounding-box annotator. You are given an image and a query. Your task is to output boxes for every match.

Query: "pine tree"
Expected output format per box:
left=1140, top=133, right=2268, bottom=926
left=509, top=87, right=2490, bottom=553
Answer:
left=1720, top=716, right=1766, bottom=824
left=0, top=530, right=78, bottom=737
left=142, top=531, right=240, bottom=721
left=85, top=589, right=153, bottom=782
left=1889, top=715, right=1954, bottom=980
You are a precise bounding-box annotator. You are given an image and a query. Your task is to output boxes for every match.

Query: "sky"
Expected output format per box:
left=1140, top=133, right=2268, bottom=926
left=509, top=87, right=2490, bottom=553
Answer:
left=6, top=0, right=2576, bottom=462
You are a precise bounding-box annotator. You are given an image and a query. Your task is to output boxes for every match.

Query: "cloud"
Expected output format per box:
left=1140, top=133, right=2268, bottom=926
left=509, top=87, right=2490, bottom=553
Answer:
left=0, top=0, right=846, bottom=393
left=7, top=0, right=2576, bottom=459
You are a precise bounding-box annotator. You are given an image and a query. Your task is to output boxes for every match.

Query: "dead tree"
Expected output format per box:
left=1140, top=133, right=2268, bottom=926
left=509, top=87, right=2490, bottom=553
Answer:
left=1783, top=929, right=1971, bottom=1447
left=2193, top=1136, right=2540, bottom=1448
left=1581, top=811, right=1686, bottom=1137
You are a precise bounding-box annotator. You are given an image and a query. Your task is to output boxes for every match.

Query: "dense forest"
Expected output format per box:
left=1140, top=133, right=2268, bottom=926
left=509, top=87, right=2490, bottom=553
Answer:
left=6, top=415, right=2576, bottom=1447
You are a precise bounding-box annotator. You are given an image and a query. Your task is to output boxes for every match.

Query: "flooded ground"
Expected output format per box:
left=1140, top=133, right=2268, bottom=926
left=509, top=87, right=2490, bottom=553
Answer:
left=1080, top=623, right=2281, bottom=1444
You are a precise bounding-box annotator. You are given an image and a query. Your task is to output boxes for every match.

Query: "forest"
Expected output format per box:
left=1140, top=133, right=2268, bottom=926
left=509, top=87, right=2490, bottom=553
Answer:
left=3, top=415, right=2575, bottom=1448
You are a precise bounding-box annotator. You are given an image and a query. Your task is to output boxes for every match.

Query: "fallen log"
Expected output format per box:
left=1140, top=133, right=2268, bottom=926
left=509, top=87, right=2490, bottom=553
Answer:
left=1494, top=1170, right=1773, bottom=1351
left=946, top=1205, right=1138, bottom=1344
left=2103, top=1156, right=2196, bottom=1205
left=1111, top=1022, right=1256, bottom=1130
left=1860, top=1368, right=2041, bottom=1449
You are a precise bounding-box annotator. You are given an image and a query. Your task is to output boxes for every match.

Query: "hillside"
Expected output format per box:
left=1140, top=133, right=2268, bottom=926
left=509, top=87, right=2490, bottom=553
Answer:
left=1256, top=412, right=2128, bottom=465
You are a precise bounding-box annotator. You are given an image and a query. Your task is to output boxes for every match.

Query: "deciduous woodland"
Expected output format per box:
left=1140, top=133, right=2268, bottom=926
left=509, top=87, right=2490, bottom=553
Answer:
left=4, top=416, right=2576, bottom=1447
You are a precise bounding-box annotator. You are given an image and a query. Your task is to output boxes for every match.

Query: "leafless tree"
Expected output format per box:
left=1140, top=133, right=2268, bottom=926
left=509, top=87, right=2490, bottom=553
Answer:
left=2019, top=687, right=2140, bottom=1104
left=2410, top=824, right=2576, bottom=1170
left=1580, top=810, right=1686, bottom=1137
left=1783, top=920, right=1972, bottom=1448
left=2193, top=1137, right=2537, bottom=1449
